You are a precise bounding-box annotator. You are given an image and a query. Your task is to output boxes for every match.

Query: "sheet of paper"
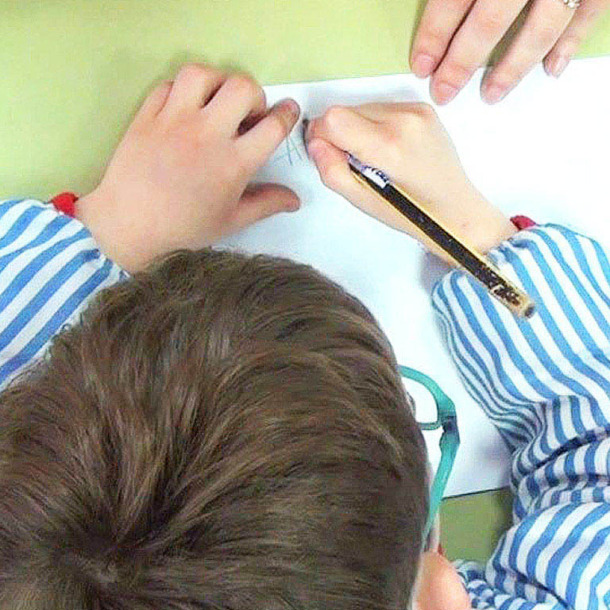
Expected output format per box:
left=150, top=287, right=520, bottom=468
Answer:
left=222, top=56, right=610, bottom=497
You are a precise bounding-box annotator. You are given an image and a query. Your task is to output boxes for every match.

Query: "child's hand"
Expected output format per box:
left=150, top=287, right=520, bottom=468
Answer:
left=77, top=64, right=301, bottom=272
left=306, top=104, right=517, bottom=258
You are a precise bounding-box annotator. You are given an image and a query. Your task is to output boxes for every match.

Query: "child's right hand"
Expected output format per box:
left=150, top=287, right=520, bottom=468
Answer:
left=306, top=104, right=517, bottom=259
left=77, top=64, right=301, bottom=272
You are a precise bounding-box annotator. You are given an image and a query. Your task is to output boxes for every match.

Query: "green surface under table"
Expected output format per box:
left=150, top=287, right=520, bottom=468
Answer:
left=2, top=0, right=609, bottom=563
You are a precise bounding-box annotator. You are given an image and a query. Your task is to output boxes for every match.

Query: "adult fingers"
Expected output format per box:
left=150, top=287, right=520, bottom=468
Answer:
left=411, top=0, right=476, bottom=78
left=544, top=0, right=610, bottom=77
left=429, top=0, right=528, bottom=104
left=163, top=64, right=226, bottom=114
left=204, top=74, right=267, bottom=136
left=234, top=183, right=300, bottom=231
left=238, top=99, right=301, bottom=170
left=482, top=0, right=576, bottom=103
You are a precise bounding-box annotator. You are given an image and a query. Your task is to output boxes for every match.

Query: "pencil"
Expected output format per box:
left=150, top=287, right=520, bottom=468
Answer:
left=345, top=154, right=536, bottom=318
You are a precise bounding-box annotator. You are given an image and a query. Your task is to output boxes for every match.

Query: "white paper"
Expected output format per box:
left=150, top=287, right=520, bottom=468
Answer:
left=222, top=56, right=610, bottom=497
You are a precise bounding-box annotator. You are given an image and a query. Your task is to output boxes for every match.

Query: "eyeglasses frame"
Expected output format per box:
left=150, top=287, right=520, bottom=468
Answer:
left=398, top=365, right=460, bottom=542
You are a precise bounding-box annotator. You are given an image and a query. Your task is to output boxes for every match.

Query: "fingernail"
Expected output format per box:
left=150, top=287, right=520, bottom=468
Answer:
left=307, top=138, right=324, bottom=164
left=548, top=55, right=569, bottom=78
left=285, top=197, right=301, bottom=212
left=434, top=82, right=459, bottom=104
left=412, top=53, right=436, bottom=78
left=279, top=98, right=300, bottom=117
left=483, top=84, right=506, bottom=104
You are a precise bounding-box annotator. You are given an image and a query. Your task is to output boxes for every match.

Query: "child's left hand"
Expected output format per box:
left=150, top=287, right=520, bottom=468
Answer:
left=76, top=64, right=301, bottom=272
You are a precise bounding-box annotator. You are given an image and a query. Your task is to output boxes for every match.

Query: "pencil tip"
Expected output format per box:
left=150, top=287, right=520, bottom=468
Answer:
left=301, top=117, right=310, bottom=152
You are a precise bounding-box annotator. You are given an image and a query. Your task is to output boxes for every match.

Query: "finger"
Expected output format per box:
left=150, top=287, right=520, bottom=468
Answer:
left=305, top=106, right=379, bottom=162
left=238, top=99, right=301, bottom=169
left=164, top=64, right=226, bottom=114
left=430, top=0, right=528, bottom=104
left=132, top=80, right=173, bottom=127
left=482, top=0, right=576, bottom=103
left=410, top=0, right=476, bottom=78
left=204, top=74, right=267, bottom=136
left=307, top=138, right=412, bottom=233
left=306, top=103, right=440, bottom=181
left=544, top=0, right=609, bottom=77
left=234, top=183, right=300, bottom=230
left=347, top=102, right=435, bottom=123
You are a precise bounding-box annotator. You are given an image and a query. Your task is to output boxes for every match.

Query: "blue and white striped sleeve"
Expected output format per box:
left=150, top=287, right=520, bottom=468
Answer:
left=0, top=198, right=126, bottom=390
left=432, top=224, right=610, bottom=609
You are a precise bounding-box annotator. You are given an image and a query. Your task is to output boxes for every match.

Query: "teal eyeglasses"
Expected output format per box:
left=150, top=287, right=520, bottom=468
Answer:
left=398, top=365, right=460, bottom=543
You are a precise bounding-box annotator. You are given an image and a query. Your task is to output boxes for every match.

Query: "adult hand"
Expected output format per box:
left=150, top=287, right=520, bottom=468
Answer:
left=410, top=0, right=610, bottom=104
left=306, top=103, right=517, bottom=259
left=77, top=64, right=300, bottom=272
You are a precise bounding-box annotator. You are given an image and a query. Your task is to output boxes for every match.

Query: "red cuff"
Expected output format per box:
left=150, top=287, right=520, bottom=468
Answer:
left=49, top=195, right=535, bottom=235
left=50, top=192, right=79, bottom=218
left=510, top=215, right=537, bottom=230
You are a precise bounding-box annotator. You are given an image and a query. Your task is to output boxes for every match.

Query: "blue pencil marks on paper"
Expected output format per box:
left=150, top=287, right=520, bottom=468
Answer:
left=271, top=125, right=308, bottom=167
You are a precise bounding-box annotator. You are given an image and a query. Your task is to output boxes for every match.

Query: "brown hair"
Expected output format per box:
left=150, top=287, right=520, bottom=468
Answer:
left=0, top=249, right=428, bottom=610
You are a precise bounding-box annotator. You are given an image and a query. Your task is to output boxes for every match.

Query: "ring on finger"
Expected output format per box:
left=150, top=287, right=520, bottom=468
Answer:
left=558, top=0, right=581, bottom=9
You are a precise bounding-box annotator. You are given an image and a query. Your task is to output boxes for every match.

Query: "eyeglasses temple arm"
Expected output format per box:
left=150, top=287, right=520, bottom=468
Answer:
left=423, top=416, right=460, bottom=541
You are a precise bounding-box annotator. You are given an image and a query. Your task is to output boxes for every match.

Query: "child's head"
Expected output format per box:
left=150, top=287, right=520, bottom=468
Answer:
left=0, top=249, right=429, bottom=610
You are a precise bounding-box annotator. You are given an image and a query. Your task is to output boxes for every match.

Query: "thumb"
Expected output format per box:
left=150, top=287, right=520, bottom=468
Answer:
left=132, top=81, right=174, bottom=127
left=235, top=183, right=301, bottom=230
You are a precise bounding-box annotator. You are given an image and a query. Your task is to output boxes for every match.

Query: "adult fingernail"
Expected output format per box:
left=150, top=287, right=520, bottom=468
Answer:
left=412, top=53, right=435, bottom=78
left=434, top=83, right=458, bottom=104
left=548, top=55, right=569, bottom=78
left=483, top=84, right=506, bottom=104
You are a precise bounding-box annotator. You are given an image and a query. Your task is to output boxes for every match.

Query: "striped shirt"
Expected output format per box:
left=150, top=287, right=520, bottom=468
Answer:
left=1, top=198, right=609, bottom=608
left=0, top=198, right=124, bottom=387
left=433, top=224, right=610, bottom=609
